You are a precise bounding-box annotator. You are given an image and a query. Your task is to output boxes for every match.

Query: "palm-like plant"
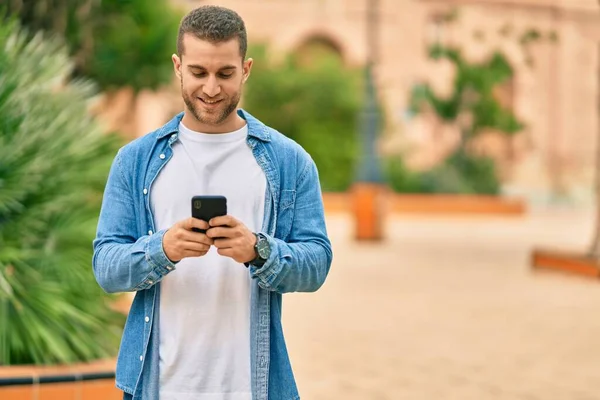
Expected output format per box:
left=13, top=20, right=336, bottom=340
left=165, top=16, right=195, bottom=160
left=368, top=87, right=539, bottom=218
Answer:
left=0, top=19, right=125, bottom=365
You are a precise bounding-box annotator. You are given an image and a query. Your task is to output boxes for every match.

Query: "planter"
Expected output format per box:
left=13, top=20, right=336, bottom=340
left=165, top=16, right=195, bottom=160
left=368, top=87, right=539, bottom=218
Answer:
left=350, top=183, right=387, bottom=241
left=323, top=192, right=526, bottom=216
left=0, top=359, right=120, bottom=400
left=531, top=249, right=600, bottom=279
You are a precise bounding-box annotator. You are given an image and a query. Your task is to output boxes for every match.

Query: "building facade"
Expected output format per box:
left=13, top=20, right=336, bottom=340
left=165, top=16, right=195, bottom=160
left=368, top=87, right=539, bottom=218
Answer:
left=160, top=0, right=600, bottom=203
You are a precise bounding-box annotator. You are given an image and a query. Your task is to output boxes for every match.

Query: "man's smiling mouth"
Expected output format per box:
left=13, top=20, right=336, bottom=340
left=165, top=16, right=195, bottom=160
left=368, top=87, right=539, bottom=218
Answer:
left=199, top=98, right=222, bottom=104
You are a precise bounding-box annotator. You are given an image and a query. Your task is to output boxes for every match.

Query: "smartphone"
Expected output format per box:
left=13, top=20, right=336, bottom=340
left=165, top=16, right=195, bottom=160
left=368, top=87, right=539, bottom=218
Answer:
left=191, top=195, right=227, bottom=233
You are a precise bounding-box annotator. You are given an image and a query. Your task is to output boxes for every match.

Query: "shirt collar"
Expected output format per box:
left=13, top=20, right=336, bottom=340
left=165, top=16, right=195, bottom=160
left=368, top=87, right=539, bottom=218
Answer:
left=156, top=109, right=272, bottom=142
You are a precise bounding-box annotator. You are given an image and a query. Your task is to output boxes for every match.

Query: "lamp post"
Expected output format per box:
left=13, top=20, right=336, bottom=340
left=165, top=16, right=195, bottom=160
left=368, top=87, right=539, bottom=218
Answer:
left=352, top=0, right=386, bottom=241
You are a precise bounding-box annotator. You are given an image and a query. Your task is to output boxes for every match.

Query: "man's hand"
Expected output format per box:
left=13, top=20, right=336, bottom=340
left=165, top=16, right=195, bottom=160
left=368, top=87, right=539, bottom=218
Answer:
left=162, top=218, right=214, bottom=262
left=206, top=215, right=257, bottom=264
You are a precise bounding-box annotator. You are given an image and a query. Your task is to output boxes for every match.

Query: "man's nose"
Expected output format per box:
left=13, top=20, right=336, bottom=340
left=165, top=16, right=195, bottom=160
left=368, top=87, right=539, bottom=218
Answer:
left=202, top=76, right=221, bottom=98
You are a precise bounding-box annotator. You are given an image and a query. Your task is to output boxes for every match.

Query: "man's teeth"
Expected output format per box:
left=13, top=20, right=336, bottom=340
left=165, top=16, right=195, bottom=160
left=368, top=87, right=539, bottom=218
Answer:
left=202, top=99, right=219, bottom=104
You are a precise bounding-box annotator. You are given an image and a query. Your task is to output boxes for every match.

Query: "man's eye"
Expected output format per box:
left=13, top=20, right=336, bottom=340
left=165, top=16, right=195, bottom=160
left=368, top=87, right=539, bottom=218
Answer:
left=219, top=73, right=234, bottom=79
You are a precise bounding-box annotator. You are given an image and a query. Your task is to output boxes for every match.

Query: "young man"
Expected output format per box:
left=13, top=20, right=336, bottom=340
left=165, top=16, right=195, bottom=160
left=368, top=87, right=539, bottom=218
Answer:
left=92, top=5, right=332, bottom=400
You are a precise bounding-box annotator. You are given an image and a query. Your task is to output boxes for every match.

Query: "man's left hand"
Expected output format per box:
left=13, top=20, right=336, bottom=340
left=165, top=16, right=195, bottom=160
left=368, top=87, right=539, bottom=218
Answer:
left=206, top=215, right=257, bottom=264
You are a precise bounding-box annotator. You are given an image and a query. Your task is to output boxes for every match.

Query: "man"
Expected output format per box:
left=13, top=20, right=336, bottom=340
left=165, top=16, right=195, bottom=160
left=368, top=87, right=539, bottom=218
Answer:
left=92, top=5, right=332, bottom=400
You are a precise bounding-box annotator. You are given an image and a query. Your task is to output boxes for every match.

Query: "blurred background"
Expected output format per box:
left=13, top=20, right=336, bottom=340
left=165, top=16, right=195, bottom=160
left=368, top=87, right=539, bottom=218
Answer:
left=2, top=0, right=600, bottom=399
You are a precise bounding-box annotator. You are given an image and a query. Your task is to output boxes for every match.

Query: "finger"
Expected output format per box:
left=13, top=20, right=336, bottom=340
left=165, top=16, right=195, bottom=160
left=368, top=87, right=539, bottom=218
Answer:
left=213, top=238, right=235, bottom=249
left=209, top=215, right=237, bottom=227
left=174, top=228, right=208, bottom=242
left=185, top=217, right=210, bottom=231
left=206, top=226, right=235, bottom=239
left=182, top=241, right=211, bottom=253
left=184, top=231, right=214, bottom=246
left=181, top=249, right=209, bottom=258
left=216, top=247, right=234, bottom=258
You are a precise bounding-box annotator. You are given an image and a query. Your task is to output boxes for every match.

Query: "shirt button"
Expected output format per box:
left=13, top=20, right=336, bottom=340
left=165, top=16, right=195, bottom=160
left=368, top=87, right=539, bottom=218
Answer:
left=143, top=188, right=148, bottom=195
left=167, top=266, right=173, bottom=271
left=147, top=279, right=153, bottom=285
left=145, top=316, right=150, bottom=323
left=148, top=230, right=153, bottom=235
left=159, top=154, right=165, bottom=159
left=139, top=355, right=143, bottom=361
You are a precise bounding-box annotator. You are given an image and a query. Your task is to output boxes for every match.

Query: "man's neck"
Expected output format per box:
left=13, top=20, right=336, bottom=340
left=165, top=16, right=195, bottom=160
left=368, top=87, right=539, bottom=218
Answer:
left=181, top=111, right=245, bottom=134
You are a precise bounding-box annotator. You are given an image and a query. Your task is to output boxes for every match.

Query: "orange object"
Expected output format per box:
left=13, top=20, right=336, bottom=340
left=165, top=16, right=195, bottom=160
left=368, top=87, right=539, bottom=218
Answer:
left=531, top=250, right=600, bottom=279
left=351, top=183, right=387, bottom=241
left=0, top=359, right=121, bottom=400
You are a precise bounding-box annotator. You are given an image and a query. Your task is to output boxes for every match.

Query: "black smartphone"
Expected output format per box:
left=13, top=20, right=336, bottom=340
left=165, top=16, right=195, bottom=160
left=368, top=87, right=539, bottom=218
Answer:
left=191, top=195, right=227, bottom=233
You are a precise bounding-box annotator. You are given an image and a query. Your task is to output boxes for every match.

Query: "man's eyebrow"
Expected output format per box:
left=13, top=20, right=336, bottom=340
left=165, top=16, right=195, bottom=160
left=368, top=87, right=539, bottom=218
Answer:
left=187, top=64, right=237, bottom=70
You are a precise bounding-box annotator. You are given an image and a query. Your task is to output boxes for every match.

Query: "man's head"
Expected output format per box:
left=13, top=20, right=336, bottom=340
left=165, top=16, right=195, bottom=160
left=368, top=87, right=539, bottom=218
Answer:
left=176, top=6, right=247, bottom=60
left=173, top=6, right=252, bottom=132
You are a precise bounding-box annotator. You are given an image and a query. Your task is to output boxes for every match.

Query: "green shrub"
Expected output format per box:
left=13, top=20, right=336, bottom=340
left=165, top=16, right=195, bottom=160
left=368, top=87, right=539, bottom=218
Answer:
left=0, top=20, right=125, bottom=365
left=244, top=45, right=361, bottom=192
left=384, top=150, right=500, bottom=195
left=384, top=157, right=424, bottom=193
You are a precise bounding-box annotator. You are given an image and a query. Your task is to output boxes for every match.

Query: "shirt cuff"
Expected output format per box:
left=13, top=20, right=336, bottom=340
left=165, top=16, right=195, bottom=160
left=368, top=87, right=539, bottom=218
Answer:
left=146, top=229, right=177, bottom=276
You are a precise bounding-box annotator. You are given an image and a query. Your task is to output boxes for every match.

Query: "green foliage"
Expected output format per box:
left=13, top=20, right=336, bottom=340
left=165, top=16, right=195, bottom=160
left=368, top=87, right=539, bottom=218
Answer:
left=403, top=43, right=522, bottom=194
left=385, top=150, right=500, bottom=195
left=244, top=45, right=361, bottom=191
left=383, top=157, right=424, bottom=194
left=519, top=28, right=542, bottom=46
left=81, top=0, right=180, bottom=90
left=4, top=0, right=181, bottom=91
left=409, top=44, right=524, bottom=138
left=0, top=19, right=125, bottom=365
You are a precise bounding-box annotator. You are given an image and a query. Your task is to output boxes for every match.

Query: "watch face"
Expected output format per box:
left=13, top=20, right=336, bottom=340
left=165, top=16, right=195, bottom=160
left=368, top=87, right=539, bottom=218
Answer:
left=257, top=238, right=270, bottom=259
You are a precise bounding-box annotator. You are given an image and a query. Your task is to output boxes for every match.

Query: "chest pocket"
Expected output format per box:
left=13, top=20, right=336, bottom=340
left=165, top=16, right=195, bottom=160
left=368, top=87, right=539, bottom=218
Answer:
left=275, top=189, right=296, bottom=241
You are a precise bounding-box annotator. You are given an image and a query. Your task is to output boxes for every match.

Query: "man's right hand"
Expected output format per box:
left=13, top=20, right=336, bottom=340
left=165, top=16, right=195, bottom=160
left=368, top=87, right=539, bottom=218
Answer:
left=162, top=218, right=214, bottom=262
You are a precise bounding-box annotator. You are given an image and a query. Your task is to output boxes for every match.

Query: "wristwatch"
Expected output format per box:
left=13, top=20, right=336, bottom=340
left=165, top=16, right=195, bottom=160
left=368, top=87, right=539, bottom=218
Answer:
left=249, top=232, right=271, bottom=267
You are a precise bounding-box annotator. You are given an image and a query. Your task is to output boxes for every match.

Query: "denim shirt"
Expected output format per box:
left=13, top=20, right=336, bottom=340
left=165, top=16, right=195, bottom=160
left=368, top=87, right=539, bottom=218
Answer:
left=92, top=109, right=332, bottom=400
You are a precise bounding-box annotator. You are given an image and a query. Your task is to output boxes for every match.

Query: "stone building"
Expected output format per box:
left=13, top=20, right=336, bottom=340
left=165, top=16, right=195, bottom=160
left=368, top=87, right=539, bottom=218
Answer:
left=129, top=0, right=600, bottom=203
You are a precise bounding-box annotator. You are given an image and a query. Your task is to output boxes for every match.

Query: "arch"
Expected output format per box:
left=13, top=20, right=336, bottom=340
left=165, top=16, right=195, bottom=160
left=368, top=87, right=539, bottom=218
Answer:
left=293, top=35, right=345, bottom=67
left=281, top=26, right=362, bottom=67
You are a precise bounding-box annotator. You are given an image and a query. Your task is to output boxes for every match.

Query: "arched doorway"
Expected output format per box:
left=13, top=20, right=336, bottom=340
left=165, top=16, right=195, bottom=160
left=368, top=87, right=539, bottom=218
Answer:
left=293, top=35, right=345, bottom=68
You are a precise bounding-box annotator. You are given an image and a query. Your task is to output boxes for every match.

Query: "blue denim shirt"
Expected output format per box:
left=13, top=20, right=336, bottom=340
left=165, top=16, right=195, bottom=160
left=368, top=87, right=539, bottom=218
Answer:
left=92, top=110, right=332, bottom=400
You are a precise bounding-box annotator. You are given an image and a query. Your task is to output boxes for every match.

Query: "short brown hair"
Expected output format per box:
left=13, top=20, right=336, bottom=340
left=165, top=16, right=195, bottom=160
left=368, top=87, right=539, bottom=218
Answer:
left=177, top=6, right=247, bottom=59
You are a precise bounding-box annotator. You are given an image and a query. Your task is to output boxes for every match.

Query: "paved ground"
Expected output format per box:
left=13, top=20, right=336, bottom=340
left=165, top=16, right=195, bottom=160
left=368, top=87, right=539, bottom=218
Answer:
left=282, top=207, right=600, bottom=400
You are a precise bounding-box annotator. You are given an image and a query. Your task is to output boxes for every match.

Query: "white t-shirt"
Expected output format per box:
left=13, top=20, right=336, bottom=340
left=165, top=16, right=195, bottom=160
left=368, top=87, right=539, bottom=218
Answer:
left=151, top=121, right=266, bottom=400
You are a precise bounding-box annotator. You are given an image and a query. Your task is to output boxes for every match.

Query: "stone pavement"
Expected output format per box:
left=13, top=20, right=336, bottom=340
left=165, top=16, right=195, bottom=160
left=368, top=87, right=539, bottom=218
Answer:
left=282, top=207, right=600, bottom=400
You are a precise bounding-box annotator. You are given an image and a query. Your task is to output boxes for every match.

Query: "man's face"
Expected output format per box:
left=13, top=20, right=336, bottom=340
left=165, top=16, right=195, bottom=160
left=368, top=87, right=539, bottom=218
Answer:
left=172, top=34, right=252, bottom=129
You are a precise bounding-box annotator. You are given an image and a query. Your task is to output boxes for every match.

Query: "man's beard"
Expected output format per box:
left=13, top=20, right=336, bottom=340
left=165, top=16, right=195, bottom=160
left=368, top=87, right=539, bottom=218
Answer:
left=181, top=81, right=241, bottom=127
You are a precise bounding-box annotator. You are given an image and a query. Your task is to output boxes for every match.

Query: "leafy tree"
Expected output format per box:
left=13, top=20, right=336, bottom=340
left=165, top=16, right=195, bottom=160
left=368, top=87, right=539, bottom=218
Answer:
left=395, top=43, right=525, bottom=195
left=409, top=44, right=524, bottom=140
left=0, top=19, right=125, bottom=365
left=3, top=0, right=181, bottom=91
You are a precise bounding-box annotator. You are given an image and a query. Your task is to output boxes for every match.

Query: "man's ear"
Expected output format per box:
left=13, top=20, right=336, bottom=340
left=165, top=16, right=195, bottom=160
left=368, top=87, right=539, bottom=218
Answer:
left=172, top=54, right=182, bottom=79
left=242, top=58, right=253, bottom=82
